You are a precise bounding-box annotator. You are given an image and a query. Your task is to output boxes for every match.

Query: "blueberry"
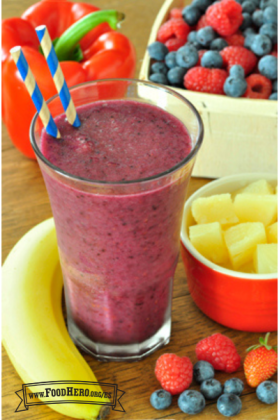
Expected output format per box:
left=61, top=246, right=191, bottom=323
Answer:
left=251, top=33, right=272, bottom=55
left=256, top=381, right=278, bottom=403
left=223, top=378, right=244, bottom=396
left=217, top=394, right=242, bottom=417
left=197, top=26, right=217, bottom=47
left=178, top=390, right=206, bottom=414
left=242, top=0, right=257, bottom=13
left=193, top=361, right=215, bottom=383
left=150, top=389, right=172, bottom=410
left=201, top=50, right=223, bottom=68
left=147, top=42, right=168, bottom=61
left=263, top=6, right=278, bottom=24
left=187, top=31, right=203, bottom=49
left=260, top=0, right=277, bottom=9
left=165, top=52, right=177, bottom=69
left=235, top=0, right=245, bottom=3
left=243, top=27, right=256, bottom=37
left=240, top=13, right=253, bottom=30
left=176, top=44, right=199, bottom=69
left=210, top=38, right=229, bottom=50
left=273, top=79, right=277, bottom=91
left=192, top=0, right=213, bottom=12
left=230, top=65, right=245, bottom=78
left=182, top=6, right=202, bottom=25
left=151, top=62, right=168, bottom=75
left=252, top=10, right=264, bottom=27
left=149, top=73, right=168, bottom=85
left=224, top=76, right=248, bottom=97
left=260, top=23, right=278, bottom=43
left=269, top=92, right=278, bottom=99
left=244, top=33, right=256, bottom=49
left=251, top=0, right=261, bottom=7
left=200, top=379, right=223, bottom=400
left=167, top=66, right=186, bottom=87
left=259, top=55, right=278, bottom=79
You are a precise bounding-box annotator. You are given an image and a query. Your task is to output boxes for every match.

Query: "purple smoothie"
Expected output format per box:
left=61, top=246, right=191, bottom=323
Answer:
left=40, top=100, right=192, bottom=345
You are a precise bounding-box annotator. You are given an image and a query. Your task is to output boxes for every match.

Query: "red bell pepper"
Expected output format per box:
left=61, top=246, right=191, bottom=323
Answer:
left=2, top=0, right=136, bottom=159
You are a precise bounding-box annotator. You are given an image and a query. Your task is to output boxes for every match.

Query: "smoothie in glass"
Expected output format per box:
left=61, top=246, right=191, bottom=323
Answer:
left=31, top=79, right=203, bottom=361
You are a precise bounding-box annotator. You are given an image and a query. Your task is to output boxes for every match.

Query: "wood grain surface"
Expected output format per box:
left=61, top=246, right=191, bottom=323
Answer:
left=2, top=0, right=277, bottom=419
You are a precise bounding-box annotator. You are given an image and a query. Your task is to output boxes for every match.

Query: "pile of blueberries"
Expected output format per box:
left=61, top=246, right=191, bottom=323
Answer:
left=150, top=361, right=278, bottom=416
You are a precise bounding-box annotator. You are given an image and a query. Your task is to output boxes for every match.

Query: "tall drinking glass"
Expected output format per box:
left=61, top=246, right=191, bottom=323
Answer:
left=31, top=79, right=203, bottom=361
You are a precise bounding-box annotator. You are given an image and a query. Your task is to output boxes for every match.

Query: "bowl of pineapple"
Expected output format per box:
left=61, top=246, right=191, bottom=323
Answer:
left=181, top=173, right=277, bottom=332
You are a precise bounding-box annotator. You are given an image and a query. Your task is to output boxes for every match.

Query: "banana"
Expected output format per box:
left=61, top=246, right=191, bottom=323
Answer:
left=2, top=218, right=110, bottom=420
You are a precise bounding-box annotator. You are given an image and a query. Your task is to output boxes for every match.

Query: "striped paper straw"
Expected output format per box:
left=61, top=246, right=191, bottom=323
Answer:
left=36, top=25, right=81, bottom=128
left=10, top=46, right=60, bottom=139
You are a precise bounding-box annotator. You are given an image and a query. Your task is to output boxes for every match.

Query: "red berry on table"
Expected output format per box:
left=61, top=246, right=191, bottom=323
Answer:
left=195, top=333, right=241, bottom=373
left=196, top=14, right=209, bottom=30
left=244, top=73, right=273, bottom=99
left=184, top=67, right=228, bottom=94
left=224, top=32, right=245, bottom=47
left=206, top=0, right=243, bottom=37
left=165, top=37, right=186, bottom=52
left=155, top=353, right=193, bottom=395
left=244, top=333, right=277, bottom=388
left=157, top=18, right=190, bottom=44
left=221, top=46, right=257, bottom=75
left=169, top=7, right=183, bottom=19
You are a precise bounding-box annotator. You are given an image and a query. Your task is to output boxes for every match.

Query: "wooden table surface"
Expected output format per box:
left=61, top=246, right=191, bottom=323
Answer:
left=2, top=0, right=277, bottom=419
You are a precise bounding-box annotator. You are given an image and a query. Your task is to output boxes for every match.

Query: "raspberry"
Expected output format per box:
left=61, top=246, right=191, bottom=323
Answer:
left=206, top=0, right=243, bottom=37
left=221, top=46, right=257, bottom=75
left=155, top=353, right=193, bottom=395
left=157, top=18, right=190, bottom=44
left=165, top=37, right=186, bottom=52
left=224, top=32, right=245, bottom=47
left=184, top=67, right=228, bottom=94
left=196, top=333, right=241, bottom=373
left=244, top=74, right=272, bottom=99
left=196, top=14, right=209, bottom=30
left=169, top=8, right=183, bottom=19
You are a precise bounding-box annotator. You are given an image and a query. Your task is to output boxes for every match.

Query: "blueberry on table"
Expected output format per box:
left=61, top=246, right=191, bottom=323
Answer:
left=251, top=33, right=272, bottom=55
left=176, top=45, right=199, bottom=69
left=269, top=92, right=278, bottom=99
left=273, top=79, right=277, bottom=91
left=147, top=42, right=169, bottom=61
left=167, top=67, right=186, bottom=87
left=182, top=5, right=201, bottom=26
left=151, top=62, right=168, bottom=75
left=230, top=64, right=245, bottom=78
left=259, top=23, right=278, bottom=44
left=197, top=26, right=217, bottom=47
left=192, top=0, right=213, bottom=12
left=210, top=38, right=229, bottom=51
left=252, top=10, right=264, bottom=27
left=217, top=394, right=242, bottom=417
left=243, top=27, right=256, bottom=37
left=149, top=73, right=168, bottom=85
left=200, top=379, right=223, bottom=400
left=244, top=33, right=256, bottom=49
left=201, top=50, right=223, bottom=68
left=240, top=13, right=253, bottom=30
left=178, top=390, right=206, bottom=414
left=224, top=76, right=248, bottom=97
left=242, top=0, right=257, bottom=13
left=256, top=381, right=278, bottom=404
left=223, top=378, right=244, bottom=396
left=165, top=51, right=177, bottom=69
left=263, top=5, right=278, bottom=23
left=150, top=389, right=172, bottom=410
left=258, top=55, right=278, bottom=79
left=193, top=360, right=215, bottom=383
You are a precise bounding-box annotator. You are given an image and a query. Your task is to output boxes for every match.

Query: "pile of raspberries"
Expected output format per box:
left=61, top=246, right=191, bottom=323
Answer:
left=147, top=0, right=277, bottom=99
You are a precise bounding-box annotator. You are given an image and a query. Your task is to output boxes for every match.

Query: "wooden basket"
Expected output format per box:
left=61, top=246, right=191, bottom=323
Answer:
left=139, top=0, right=278, bottom=178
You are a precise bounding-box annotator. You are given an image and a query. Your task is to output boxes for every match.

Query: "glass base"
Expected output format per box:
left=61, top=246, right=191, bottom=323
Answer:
left=67, top=316, right=171, bottom=362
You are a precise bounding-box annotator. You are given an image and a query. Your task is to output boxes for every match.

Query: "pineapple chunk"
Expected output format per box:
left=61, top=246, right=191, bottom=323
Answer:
left=236, top=179, right=274, bottom=196
left=234, top=194, right=277, bottom=226
left=224, top=222, right=267, bottom=269
left=253, top=244, right=278, bottom=274
left=189, top=222, right=229, bottom=265
left=267, top=222, right=278, bottom=243
left=191, top=194, right=239, bottom=227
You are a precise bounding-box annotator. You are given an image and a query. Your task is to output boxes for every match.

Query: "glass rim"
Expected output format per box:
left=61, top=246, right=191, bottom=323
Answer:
left=30, top=78, right=204, bottom=186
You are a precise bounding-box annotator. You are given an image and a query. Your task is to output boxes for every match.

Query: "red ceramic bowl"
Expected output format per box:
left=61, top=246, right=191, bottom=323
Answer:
left=181, top=173, right=277, bottom=332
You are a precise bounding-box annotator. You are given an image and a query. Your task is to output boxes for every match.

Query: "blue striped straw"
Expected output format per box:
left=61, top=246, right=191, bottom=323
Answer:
left=36, top=25, right=81, bottom=128
left=10, top=46, right=61, bottom=139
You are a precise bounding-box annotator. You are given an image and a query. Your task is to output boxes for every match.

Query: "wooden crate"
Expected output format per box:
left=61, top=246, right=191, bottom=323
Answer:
left=139, top=0, right=278, bottom=178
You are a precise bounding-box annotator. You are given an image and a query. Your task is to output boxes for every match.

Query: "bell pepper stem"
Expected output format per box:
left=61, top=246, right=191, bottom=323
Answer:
left=54, top=10, right=125, bottom=61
